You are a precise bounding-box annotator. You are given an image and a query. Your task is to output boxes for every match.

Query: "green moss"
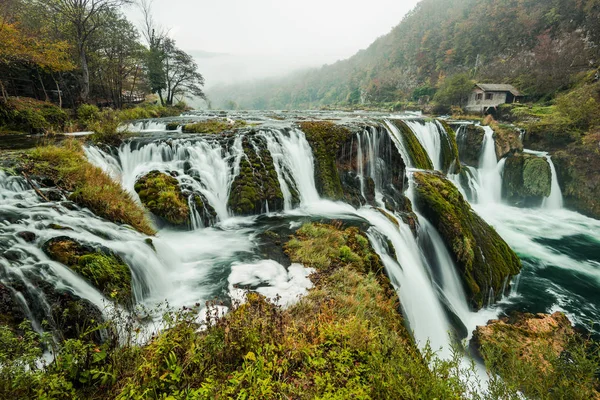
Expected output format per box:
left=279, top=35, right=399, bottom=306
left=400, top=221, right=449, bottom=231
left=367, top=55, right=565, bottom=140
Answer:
left=299, top=121, right=352, bottom=199
left=503, top=154, right=551, bottom=206
left=0, top=97, right=67, bottom=134
left=182, top=119, right=247, bottom=134
left=389, top=120, right=434, bottom=170
left=28, top=141, right=156, bottom=235
left=42, top=237, right=132, bottom=304
left=437, top=120, right=462, bottom=173
left=227, top=136, right=284, bottom=216
left=165, top=122, right=179, bottom=131
left=134, top=171, right=190, bottom=226
left=412, top=172, right=521, bottom=309
left=284, top=223, right=386, bottom=280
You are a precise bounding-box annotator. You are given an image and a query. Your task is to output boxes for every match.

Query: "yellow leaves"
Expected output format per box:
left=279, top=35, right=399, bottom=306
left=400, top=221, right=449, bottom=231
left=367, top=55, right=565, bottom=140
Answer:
left=0, top=19, right=73, bottom=72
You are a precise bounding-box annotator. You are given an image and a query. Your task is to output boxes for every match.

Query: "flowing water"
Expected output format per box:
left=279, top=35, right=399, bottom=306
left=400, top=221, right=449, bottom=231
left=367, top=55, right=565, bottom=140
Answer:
left=1, top=111, right=599, bottom=359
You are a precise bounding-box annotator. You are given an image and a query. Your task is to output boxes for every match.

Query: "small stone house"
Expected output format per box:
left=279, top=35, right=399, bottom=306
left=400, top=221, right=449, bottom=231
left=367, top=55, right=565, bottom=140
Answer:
left=466, top=84, right=522, bottom=114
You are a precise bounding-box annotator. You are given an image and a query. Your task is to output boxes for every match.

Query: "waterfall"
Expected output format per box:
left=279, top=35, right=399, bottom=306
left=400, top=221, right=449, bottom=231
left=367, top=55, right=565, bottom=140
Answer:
left=85, top=136, right=245, bottom=221
left=383, top=120, right=414, bottom=168
left=259, top=128, right=320, bottom=206
left=0, top=171, right=173, bottom=327
left=403, top=120, right=444, bottom=171
left=358, top=208, right=453, bottom=357
left=543, top=154, right=564, bottom=209
left=476, top=126, right=504, bottom=204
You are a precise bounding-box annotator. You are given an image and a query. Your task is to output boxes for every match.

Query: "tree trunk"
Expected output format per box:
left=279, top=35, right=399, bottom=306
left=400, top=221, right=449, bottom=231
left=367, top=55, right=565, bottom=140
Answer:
left=158, top=90, right=165, bottom=106
left=79, top=43, right=90, bottom=102
left=0, top=80, right=7, bottom=101
left=37, top=69, right=49, bottom=102
left=52, top=75, right=62, bottom=108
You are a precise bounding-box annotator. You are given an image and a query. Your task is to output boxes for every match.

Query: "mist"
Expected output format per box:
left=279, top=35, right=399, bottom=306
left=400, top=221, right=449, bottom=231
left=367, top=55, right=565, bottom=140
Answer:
left=126, top=0, right=419, bottom=89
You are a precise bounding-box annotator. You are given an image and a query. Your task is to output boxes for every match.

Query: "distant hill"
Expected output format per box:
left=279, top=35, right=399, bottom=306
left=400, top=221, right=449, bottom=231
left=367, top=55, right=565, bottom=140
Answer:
left=208, top=0, right=600, bottom=109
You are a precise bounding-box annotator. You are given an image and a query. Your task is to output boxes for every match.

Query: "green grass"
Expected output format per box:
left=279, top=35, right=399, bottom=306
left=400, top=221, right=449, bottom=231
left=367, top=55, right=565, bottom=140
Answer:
left=182, top=119, right=247, bottom=134
left=28, top=140, right=155, bottom=235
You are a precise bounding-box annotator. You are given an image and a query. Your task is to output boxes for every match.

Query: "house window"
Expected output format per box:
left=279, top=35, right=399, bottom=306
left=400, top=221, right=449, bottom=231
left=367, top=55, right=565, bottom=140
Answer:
left=476, top=93, right=483, bottom=100
left=485, top=93, right=494, bottom=100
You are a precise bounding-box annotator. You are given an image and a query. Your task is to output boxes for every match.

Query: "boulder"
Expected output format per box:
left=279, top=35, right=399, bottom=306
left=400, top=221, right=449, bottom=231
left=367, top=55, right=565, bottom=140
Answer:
left=228, top=135, right=284, bottom=216
left=456, top=124, right=485, bottom=167
left=491, top=123, right=523, bottom=160
left=503, top=153, right=552, bottom=207
left=43, top=236, right=132, bottom=305
left=134, top=170, right=190, bottom=226
left=389, top=120, right=434, bottom=170
left=412, top=171, right=521, bottom=309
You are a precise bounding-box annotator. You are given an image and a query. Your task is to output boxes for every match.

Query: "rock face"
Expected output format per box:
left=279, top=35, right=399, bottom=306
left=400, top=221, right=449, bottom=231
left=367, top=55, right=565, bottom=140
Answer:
left=456, top=124, right=485, bottom=167
left=492, top=123, right=523, bottom=160
left=503, top=153, right=552, bottom=207
left=299, top=121, right=354, bottom=200
left=412, top=172, right=522, bottom=309
left=135, top=170, right=190, bottom=226
left=437, top=120, right=462, bottom=174
left=553, top=133, right=600, bottom=220
left=228, top=135, right=285, bottom=216
left=43, top=236, right=132, bottom=305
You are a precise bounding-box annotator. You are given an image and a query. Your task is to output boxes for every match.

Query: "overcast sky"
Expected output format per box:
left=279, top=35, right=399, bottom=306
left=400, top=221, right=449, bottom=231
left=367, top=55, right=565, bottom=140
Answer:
left=127, top=0, right=420, bottom=86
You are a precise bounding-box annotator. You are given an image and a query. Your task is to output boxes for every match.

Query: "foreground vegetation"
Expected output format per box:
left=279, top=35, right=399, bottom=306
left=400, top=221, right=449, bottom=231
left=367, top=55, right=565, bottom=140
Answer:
left=0, top=221, right=597, bottom=399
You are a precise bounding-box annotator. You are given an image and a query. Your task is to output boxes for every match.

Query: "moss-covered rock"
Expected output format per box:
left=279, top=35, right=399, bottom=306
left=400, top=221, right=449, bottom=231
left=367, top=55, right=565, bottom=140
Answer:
left=165, top=122, right=179, bottom=131
left=0, top=97, right=68, bottom=134
left=470, top=312, right=599, bottom=399
left=182, top=119, right=247, bottom=134
left=456, top=124, right=485, bottom=167
left=228, top=135, right=284, bottom=216
left=299, top=121, right=353, bottom=199
left=412, top=172, right=521, bottom=309
left=135, top=170, right=190, bottom=226
left=43, top=236, right=132, bottom=304
left=491, top=122, right=523, bottom=160
left=503, top=153, right=552, bottom=207
left=553, top=133, right=600, bottom=219
left=389, top=120, right=434, bottom=170
left=191, top=193, right=218, bottom=227
left=437, top=120, right=462, bottom=174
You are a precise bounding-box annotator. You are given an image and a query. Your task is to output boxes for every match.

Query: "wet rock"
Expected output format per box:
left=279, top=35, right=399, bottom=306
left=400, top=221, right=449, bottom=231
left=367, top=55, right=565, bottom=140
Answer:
left=552, top=133, right=600, bottom=220
left=456, top=124, right=485, bottom=167
left=412, top=171, right=521, bottom=309
left=228, top=135, right=284, bottom=216
left=42, top=189, right=64, bottom=202
left=43, top=236, right=132, bottom=305
left=492, top=123, right=523, bottom=160
left=389, top=120, right=434, bottom=170
left=134, top=170, right=190, bottom=226
left=503, top=153, right=551, bottom=207
left=16, top=231, right=36, bottom=243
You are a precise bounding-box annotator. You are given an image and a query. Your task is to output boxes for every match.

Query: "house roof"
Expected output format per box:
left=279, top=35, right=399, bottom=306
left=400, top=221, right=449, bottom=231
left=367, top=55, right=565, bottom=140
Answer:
left=475, top=84, right=521, bottom=96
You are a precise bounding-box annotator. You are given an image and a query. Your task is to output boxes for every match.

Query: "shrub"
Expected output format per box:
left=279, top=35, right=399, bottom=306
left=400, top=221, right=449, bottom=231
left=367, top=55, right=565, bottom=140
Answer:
left=77, top=104, right=100, bottom=129
left=433, top=73, right=474, bottom=110
left=555, top=82, right=600, bottom=131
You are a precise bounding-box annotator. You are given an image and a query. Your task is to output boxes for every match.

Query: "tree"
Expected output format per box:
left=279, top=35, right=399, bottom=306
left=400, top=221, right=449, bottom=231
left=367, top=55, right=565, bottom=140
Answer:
left=139, top=0, right=205, bottom=106
left=46, top=0, right=132, bottom=102
left=433, top=73, right=474, bottom=109
left=87, top=10, right=145, bottom=107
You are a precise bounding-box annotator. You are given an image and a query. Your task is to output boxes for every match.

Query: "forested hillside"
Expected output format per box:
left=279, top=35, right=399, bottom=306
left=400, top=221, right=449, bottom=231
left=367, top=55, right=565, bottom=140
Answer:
left=209, top=0, right=600, bottom=109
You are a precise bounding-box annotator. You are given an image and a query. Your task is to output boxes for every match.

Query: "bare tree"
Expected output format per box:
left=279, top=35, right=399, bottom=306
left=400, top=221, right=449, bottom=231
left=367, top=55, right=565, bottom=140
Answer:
left=48, top=0, right=131, bottom=102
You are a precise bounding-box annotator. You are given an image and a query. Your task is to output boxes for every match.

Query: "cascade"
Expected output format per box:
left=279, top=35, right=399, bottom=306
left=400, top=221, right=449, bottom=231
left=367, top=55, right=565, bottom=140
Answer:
left=543, top=154, right=564, bottom=209
left=403, top=120, right=444, bottom=171
left=259, top=128, right=320, bottom=206
left=477, top=126, right=504, bottom=204
left=358, top=208, right=454, bottom=357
